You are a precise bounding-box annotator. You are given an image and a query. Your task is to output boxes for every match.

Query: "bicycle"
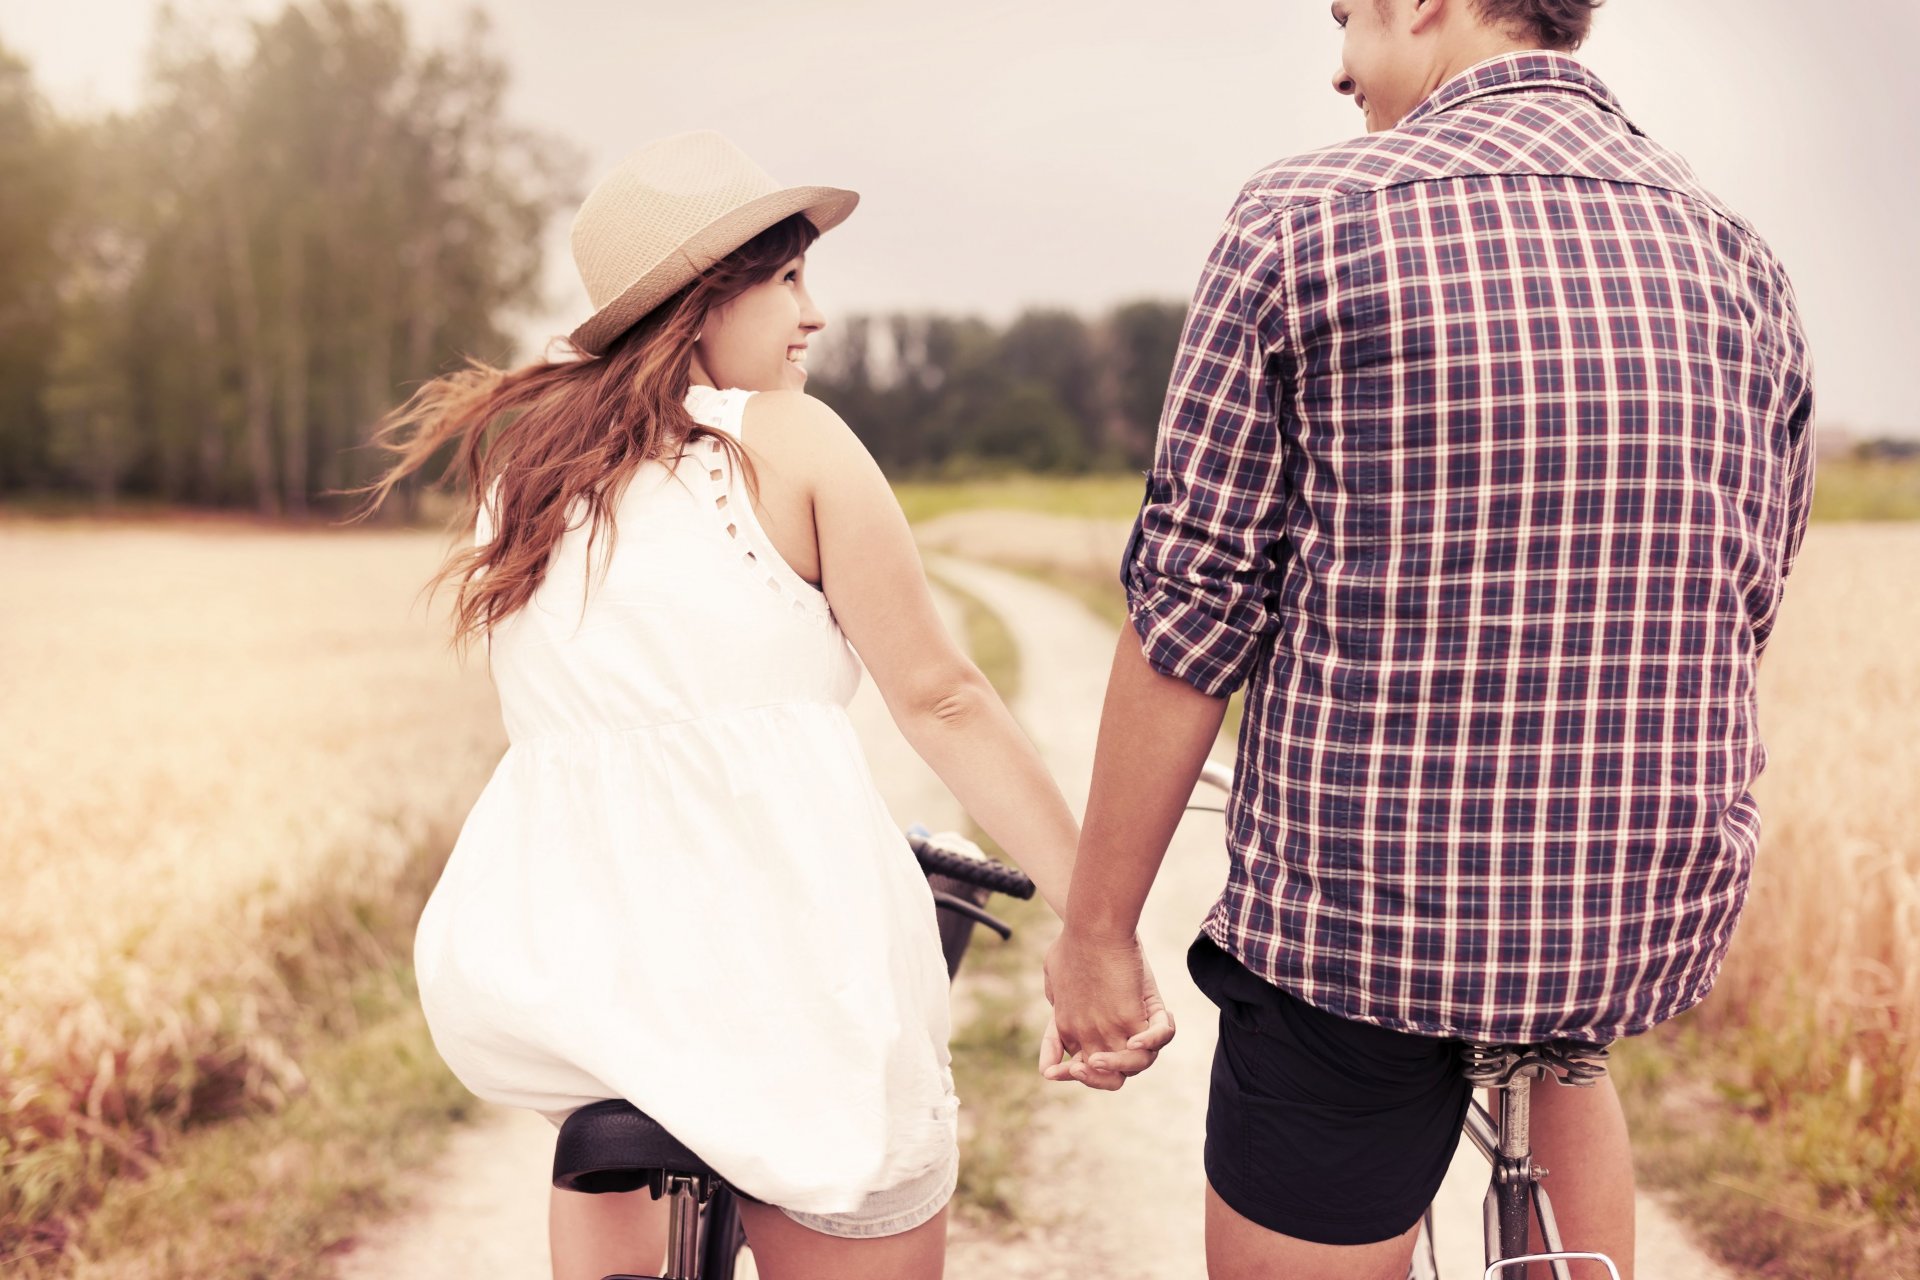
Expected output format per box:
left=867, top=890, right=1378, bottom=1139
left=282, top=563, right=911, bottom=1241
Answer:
left=1191, top=762, right=1624, bottom=1280
left=1406, top=1040, right=1623, bottom=1280
left=549, top=826, right=1037, bottom=1280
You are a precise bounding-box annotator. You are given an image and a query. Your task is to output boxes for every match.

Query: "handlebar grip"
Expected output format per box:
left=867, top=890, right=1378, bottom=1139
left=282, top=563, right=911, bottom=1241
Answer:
left=907, top=831, right=1037, bottom=900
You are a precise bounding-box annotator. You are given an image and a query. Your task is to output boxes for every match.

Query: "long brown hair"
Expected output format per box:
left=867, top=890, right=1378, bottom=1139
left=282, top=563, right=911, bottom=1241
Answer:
left=347, top=212, right=820, bottom=654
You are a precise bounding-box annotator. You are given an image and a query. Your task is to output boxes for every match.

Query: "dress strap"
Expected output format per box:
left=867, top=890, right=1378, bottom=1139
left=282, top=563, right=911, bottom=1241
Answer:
left=683, top=384, right=756, bottom=440
left=679, top=385, right=833, bottom=625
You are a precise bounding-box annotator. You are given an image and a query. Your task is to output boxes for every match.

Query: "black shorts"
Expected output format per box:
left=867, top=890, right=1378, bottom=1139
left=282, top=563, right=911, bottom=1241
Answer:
left=1188, top=933, right=1472, bottom=1247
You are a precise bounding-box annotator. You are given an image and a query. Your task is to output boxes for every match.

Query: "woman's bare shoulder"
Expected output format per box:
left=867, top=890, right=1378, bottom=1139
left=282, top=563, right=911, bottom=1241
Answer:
left=739, top=390, right=870, bottom=468
left=741, top=389, right=851, bottom=434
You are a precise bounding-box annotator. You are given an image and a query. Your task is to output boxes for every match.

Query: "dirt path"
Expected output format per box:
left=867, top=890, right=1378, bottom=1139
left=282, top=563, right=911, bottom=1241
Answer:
left=933, top=556, right=1220, bottom=1280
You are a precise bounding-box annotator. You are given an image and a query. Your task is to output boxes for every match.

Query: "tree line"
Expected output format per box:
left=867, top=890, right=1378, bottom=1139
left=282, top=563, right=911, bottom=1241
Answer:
left=0, top=1, right=1186, bottom=516
left=0, top=1, right=576, bottom=517
left=805, top=303, right=1184, bottom=476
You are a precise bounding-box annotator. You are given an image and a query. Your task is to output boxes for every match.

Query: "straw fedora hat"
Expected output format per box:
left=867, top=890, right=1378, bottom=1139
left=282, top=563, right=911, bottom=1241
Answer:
left=568, top=131, right=859, bottom=356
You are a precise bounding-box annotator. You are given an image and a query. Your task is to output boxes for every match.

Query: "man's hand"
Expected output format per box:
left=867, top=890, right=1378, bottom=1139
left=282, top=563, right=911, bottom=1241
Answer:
left=1037, top=928, right=1176, bottom=1089
left=1032, top=630, right=1217, bottom=1090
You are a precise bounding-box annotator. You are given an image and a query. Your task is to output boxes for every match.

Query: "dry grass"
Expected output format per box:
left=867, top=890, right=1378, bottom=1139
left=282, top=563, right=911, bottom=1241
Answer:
left=1614, top=523, right=1920, bottom=1276
left=0, top=516, right=502, bottom=1271
left=1733, top=525, right=1920, bottom=1105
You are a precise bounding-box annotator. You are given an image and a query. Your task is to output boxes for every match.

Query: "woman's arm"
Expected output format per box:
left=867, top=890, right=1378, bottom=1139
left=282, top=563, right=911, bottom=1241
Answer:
left=745, top=391, right=1080, bottom=915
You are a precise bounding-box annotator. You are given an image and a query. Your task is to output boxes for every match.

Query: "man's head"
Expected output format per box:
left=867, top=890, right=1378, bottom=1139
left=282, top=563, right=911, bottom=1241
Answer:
left=1330, top=0, right=1604, bottom=133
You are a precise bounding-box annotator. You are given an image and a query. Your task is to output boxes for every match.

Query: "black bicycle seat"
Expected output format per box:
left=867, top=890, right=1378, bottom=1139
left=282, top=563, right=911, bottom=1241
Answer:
left=552, top=1099, right=724, bottom=1196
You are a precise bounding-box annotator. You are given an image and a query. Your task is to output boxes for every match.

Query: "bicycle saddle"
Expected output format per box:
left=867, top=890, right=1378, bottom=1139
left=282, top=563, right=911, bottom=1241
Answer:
left=552, top=1099, right=724, bottom=1197
left=1459, top=1039, right=1612, bottom=1088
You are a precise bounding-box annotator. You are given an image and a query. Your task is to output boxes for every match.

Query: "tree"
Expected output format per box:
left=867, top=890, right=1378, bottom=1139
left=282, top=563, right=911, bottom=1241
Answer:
left=809, top=300, right=1187, bottom=476
left=0, top=43, right=69, bottom=491
left=0, top=1, right=579, bottom=513
left=1105, top=299, right=1187, bottom=468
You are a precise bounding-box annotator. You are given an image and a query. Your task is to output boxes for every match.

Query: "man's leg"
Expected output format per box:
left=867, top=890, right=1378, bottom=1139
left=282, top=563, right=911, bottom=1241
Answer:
left=1206, top=1181, right=1419, bottom=1280
left=1188, top=934, right=1469, bottom=1279
left=1527, top=1075, right=1636, bottom=1279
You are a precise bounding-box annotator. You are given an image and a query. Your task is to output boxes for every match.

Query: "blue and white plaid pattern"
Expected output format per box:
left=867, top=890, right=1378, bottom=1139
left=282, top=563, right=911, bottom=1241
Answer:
left=1126, top=53, right=1815, bottom=1044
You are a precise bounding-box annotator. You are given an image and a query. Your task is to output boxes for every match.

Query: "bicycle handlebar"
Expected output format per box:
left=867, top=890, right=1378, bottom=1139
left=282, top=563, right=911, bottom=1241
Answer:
left=907, top=829, right=1037, bottom=900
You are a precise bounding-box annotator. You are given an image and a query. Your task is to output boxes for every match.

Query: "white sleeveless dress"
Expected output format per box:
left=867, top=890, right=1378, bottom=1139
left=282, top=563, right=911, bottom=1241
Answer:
left=413, top=384, right=959, bottom=1216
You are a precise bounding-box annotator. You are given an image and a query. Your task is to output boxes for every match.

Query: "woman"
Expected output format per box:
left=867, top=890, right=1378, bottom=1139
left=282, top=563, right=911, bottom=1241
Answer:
left=353, top=132, right=1169, bottom=1280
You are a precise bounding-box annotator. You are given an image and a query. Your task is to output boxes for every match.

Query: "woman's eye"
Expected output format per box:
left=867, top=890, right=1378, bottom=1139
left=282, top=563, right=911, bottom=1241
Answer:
left=783, top=270, right=799, bottom=283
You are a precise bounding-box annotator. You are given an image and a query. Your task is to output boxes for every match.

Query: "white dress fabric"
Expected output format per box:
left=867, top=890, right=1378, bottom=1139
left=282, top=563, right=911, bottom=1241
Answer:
left=413, top=384, right=959, bottom=1215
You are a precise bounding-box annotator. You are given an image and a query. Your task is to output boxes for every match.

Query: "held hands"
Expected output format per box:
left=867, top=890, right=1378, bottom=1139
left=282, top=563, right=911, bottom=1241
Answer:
left=1037, top=929, right=1176, bottom=1091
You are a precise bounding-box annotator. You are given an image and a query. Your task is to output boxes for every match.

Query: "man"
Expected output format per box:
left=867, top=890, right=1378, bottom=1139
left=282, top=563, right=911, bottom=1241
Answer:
left=1042, top=1, right=1815, bottom=1277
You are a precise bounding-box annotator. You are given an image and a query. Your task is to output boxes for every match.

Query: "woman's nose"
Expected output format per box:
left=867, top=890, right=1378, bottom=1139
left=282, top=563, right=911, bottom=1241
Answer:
left=1332, top=68, right=1357, bottom=96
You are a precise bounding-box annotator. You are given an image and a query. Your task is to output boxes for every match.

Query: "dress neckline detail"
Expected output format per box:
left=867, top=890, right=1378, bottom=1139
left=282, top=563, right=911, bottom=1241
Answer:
left=682, top=385, right=832, bottom=620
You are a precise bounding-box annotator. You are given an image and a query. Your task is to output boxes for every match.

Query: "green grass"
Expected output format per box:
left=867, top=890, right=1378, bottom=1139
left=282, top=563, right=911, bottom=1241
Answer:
left=1810, top=457, right=1920, bottom=522
left=894, top=457, right=1920, bottom=528
left=944, top=884, right=1054, bottom=1222
left=0, top=494, right=186, bottom=521
left=894, top=473, right=1146, bottom=525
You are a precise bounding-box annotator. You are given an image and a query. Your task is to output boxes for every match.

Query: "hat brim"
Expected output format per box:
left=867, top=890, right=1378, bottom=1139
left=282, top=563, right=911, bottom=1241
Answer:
left=569, top=185, right=859, bottom=356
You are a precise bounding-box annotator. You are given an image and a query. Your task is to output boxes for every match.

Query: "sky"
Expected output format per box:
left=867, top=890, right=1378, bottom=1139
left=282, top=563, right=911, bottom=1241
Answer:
left=4, top=0, right=1915, bottom=437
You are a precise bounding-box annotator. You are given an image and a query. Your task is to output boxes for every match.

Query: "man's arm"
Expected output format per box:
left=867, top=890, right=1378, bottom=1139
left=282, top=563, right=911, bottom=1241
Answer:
left=1043, top=631, right=1226, bottom=1074
left=1041, top=185, right=1290, bottom=1082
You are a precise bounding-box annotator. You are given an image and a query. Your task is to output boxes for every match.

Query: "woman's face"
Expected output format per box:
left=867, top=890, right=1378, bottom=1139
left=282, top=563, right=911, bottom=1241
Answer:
left=690, top=255, right=824, bottom=393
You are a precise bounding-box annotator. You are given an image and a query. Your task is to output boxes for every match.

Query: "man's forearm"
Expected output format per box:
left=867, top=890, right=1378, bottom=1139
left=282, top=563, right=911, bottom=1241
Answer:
left=1065, top=628, right=1229, bottom=944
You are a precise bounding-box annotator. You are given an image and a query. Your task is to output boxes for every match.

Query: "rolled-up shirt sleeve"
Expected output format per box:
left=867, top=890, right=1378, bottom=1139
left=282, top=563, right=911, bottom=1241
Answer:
left=1777, top=361, right=1816, bottom=588
left=1122, top=188, right=1290, bottom=698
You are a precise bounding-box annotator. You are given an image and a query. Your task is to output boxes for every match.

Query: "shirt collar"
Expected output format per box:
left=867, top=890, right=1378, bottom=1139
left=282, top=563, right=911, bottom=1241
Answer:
left=1400, top=50, right=1637, bottom=131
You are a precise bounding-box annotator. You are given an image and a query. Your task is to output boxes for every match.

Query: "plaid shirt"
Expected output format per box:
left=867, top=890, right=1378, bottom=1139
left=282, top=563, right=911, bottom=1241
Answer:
left=1125, top=52, right=1815, bottom=1044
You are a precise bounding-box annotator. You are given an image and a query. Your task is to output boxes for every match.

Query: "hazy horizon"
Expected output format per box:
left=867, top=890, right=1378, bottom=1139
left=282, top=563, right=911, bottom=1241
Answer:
left=6, top=0, right=1914, bottom=438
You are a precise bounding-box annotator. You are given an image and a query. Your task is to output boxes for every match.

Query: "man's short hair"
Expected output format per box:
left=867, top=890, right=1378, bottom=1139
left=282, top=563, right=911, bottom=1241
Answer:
left=1472, top=0, right=1604, bottom=51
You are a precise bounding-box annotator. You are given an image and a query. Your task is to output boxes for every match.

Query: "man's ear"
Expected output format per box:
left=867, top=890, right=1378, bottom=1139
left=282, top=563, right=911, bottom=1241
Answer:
left=1409, top=0, right=1453, bottom=36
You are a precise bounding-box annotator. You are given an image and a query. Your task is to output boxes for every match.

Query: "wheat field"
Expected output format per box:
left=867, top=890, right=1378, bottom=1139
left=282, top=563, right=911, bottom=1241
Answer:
left=0, top=516, right=504, bottom=1263
left=1, top=513, right=1914, bottom=1271
left=1681, top=523, right=1920, bottom=1133
left=1, top=518, right=503, bottom=984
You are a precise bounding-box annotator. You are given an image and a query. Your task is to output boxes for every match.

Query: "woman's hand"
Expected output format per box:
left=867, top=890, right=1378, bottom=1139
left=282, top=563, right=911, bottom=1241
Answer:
left=1037, top=930, right=1176, bottom=1089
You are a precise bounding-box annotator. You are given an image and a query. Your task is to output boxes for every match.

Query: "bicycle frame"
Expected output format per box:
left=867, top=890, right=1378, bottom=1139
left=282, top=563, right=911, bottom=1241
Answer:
left=1453, top=1067, right=1622, bottom=1280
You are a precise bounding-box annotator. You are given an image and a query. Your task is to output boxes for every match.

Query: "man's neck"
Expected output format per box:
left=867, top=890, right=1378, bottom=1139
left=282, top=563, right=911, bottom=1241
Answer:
left=1418, top=35, right=1556, bottom=109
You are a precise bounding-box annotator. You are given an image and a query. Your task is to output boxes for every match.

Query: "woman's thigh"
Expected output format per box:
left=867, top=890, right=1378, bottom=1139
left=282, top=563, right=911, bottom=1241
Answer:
left=735, top=1197, right=946, bottom=1280
left=549, top=1185, right=669, bottom=1280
